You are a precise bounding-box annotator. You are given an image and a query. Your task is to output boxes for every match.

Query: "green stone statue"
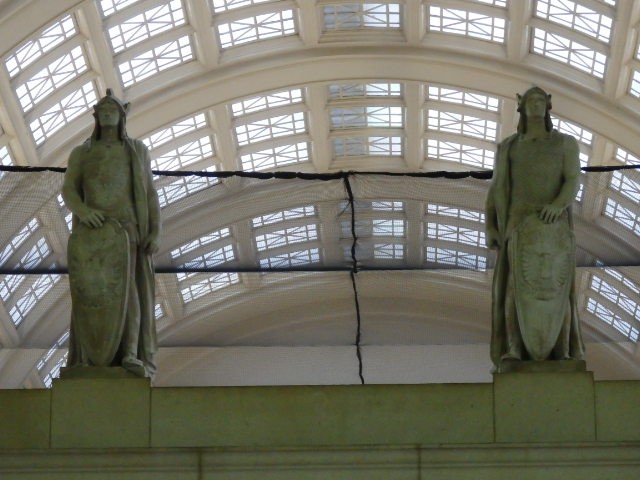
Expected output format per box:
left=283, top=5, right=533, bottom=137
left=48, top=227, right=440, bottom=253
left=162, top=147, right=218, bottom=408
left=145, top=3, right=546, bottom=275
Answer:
left=485, top=86, right=585, bottom=371
left=62, top=89, right=161, bottom=378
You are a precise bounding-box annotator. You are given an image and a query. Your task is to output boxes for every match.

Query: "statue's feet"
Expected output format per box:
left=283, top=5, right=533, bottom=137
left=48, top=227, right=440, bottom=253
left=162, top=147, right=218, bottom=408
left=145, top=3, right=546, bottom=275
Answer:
left=122, top=356, right=147, bottom=377
left=501, top=350, right=521, bottom=361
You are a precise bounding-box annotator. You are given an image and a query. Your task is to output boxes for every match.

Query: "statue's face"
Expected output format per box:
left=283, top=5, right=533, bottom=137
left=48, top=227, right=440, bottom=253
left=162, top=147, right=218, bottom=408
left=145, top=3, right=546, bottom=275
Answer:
left=96, top=100, right=121, bottom=128
left=524, top=92, right=547, bottom=120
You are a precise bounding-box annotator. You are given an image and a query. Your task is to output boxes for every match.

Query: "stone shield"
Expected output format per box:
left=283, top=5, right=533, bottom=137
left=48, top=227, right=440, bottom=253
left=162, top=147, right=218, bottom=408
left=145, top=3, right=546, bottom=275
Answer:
left=67, top=219, right=130, bottom=366
left=509, top=215, right=575, bottom=361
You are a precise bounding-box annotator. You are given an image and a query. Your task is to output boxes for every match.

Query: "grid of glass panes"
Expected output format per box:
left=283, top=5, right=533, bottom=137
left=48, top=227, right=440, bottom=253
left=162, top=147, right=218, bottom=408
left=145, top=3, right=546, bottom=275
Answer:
left=107, top=0, right=186, bottom=53
left=427, top=110, right=497, bottom=141
left=99, top=0, right=143, bottom=16
left=331, top=106, right=403, bottom=129
left=610, top=170, right=640, bottom=204
left=18, top=237, right=51, bottom=269
left=474, top=0, right=507, bottom=6
left=30, top=82, right=98, bottom=145
left=118, top=35, right=193, bottom=87
left=591, top=272, right=640, bottom=322
left=180, top=272, right=240, bottom=303
left=586, top=297, right=639, bottom=342
left=372, top=219, right=405, bottom=237
left=615, top=147, right=640, bottom=165
left=631, top=71, right=640, bottom=99
left=373, top=243, right=404, bottom=259
left=428, top=6, right=506, bottom=43
left=259, top=248, right=320, bottom=268
left=328, top=83, right=402, bottom=99
left=0, top=145, right=13, bottom=180
left=323, top=3, right=401, bottom=30
left=333, top=136, right=402, bottom=156
left=426, top=139, right=494, bottom=169
left=156, top=172, right=218, bottom=208
left=216, top=9, right=296, bottom=48
left=425, top=246, right=487, bottom=270
left=38, top=330, right=69, bottom=387
left=56, top=195, right=73, bottom=232
left=143, top=114, right=207, bottom=150
left=180, top=244, right=235, bottom=269
left=427, top=204, right=485, bottom=223
left=15, top=45, right=89, bottom=112
left=252, top=206, right=316, bottom=227
left=531, top=28, right=606, bottom=78
left=211, top=0, right=273, bottom=13
left=535, top=0, right=612, bottom=43
left=427, top=86, right=500, bottom=112
left=0, top=218, right=39, bottom=266
left=231, top=89, right=303, bottom=117
left=171, top=227, right=231, bottom=258
left=241, top=142, right=309, bottom=171
left=235, top=112, right=306, bottom=146
left=551, top=116, right=593, bottom=145
left=603, top=198, right=640, bottom=236
left=0, top=275, right=25, bottom=302
left=9, top=274, right=61, bottom=327
left=4, top=15, right=76, bottom=78
left=255, top=224, right=318, bottom=251
left=151, top=136, right=214, bottom=171
left=427, top=223, right=485, bottom=247
left=41, top=352, right=67, bottom=388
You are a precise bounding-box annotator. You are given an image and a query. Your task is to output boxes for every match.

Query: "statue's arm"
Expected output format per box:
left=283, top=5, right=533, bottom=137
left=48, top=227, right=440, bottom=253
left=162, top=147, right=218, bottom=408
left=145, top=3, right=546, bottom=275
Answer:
left=485, top=142, right=505, bottom=249
left=539, top=135, right=580, bottom=223
left=62, top=147, right=105, bottom=228
left=141, top=144, right=161, bottom=254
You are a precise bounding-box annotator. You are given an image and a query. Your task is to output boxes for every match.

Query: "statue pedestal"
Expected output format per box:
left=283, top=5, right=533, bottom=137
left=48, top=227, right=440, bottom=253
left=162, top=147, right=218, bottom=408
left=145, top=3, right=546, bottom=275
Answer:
left=493, top=370, right=595, bottom=443
left=497, top=359, right=586, bottom=373
left=51, top=375, right=150, bottom=448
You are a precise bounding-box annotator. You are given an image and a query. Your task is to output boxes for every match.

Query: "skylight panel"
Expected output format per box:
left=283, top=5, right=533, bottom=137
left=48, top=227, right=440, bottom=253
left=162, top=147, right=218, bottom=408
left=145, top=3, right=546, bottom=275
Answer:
left=615, top=147, right=640, bottom=165
left=427, top=223, right=485, bottom=247
left=372, top=219, right=405, bottom=237
left=428, top=110, right=497, bottom=141
left=107, top=0, right=186, bottom=53
left=4, top=15, right=76, bottom=78
left=329, top=83, right=402, bottom=99
left=18, top=237, right=51, bottom=269
left=373, top=243, right=404, bottom=259
left=0, top=218, right=39, bottom=266
left=181, top=244, right=235, bottom=269
left=429, top=6, right=506, bottom=43
left=426, top=139, right=494, bottom=169
left=323, top=3, right=401, bottom=30
left=473, top=0, right=507, bottom=6
left=232, top=89, right=303, bottom=117
left=611, top=170, right=640, bottom=203
left=9, top=274, right=61, bottom=327
left=372, top=201, right=403, bottom=211
left=427, top=204, right=485, bottom=223
left=252, top=206, right=316, bottom=228
left=532, top=28, right=606, bottom=78
left=0, top=275, right=25, bottom=302
left=171, top=227, right=231, bottom=258
left=118, top=35, right=193, bottom=87
left=143, top=114, right=207, bottom=150
left=0, top=145, right=13, bottom=180
left=241, top=142, right=309, bottom=171
left=180, top=272, right=239, bottom=303
left=235, top=112, right=306, bottom=146
left=551, top=116, right=593, bottom=145
left=255, top=224, right=318, bottom=251
left=259, top=248, right=320, bottom=268
left=30, top=82, right=97, bottom=146
left=426, top=246, right=487, bottom=270
left=428, top=86, right=500, bottom=112
left=56, top=195, right=73, bottom=232
left=99, top=0, right=143, bottom=17
left=535, top=0, right=612, bottom=43
left=15, top=46, right=88, bottom=112
left=604, top=198, right=640, bottom=235
left=591, top=273, right=640, bottom=321
left=334, top=136, right=402, bottom=156
left=151, top=136, right=214, bottom=171
left=587, top=297, right=638, bottom=342
left=217, top=9, right=296, bottom=48
left=156, top=172, right=218, bottom=208
left=37, top=330, right=69, bottom=372
left=41, top=353, right=67, bottom=388
left=331, top=106, right=404, bottom=129
left=211, top=0, right=272, bottom=13
left=154, top=303, right=164, bottom=319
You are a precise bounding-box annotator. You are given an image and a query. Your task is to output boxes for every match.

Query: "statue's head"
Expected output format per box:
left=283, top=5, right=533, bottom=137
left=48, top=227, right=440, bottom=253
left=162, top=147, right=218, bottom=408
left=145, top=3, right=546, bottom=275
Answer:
left=516, top=86, right=553, bottom=134
left=91, top=89, right=130, bottom=141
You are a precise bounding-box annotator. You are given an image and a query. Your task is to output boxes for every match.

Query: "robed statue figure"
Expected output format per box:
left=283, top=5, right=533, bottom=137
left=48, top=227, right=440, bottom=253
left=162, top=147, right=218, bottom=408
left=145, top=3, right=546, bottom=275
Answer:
left=62, top=89, right=161, bottom=378
left=485, top=86, right=585, bottom=371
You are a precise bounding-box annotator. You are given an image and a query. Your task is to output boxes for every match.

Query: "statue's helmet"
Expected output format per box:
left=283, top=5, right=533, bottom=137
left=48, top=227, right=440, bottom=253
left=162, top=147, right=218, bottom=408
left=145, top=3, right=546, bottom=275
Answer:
left=516, top=86, right=553, bottom=134
left=91, top=89, right=130, bottom=141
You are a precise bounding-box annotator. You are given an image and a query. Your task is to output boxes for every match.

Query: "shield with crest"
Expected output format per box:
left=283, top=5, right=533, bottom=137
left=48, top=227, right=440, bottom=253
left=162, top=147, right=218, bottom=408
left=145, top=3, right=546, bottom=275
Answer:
left=67, top=219, right=130, bottom=366
left=509, top=214, right=575, bottom=361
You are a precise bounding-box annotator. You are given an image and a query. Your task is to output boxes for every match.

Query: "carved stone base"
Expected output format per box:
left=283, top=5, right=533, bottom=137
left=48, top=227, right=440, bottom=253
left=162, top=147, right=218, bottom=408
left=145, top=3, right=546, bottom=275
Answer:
left=59, top=366, right=140, bottom=379
left=496, top=359, right=587, bottom=374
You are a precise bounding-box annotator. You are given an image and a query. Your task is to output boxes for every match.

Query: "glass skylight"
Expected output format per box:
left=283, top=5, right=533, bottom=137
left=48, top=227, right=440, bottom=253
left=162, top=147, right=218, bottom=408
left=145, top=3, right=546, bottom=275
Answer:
left=4, top=15, right=76, bottom=78
left=474, top=0, right=507, bottom=6
left=9, top=274, right=61, bottom=327
left=428, top=86, right=500, bottom=112
left=331, top=106, right=404, bottom=129
left=587, top=297, right=639, bottom=342
left=0, top=275, right=25, bottom=302
left=231, top=89, right=303, bottom=116
left=615, top=147, right=640, bottom=165
left=610, top=170, right=640, bottom=203
left=156, top=172, right=218, bottom=208
left=30, top=82, right=97, bottom=145
left=19, top=237, right=51, bottom=269
left=333, top=136, right=402, bottom=157
left=99, top=0, right=143, bottom=17
left=235, top=112, right=306, bottom=146
left=373, top=243, right=404, bottom=259
left=551, top=116, right=593, bottom=145
left=107, top=0, right=186, bottom=53
left=180, top=272, right=239, bottom=303
left=0, top=218, right=39, bottom=266
left=252, top=206, right=316, bottom=227
left=425, top=246, right=487, bottom=270
left=372, top=201, right=403, bottom=211
left=428, top=110, right=497, bottom=141
left=429, top=6, right=506, bottom=43
left=154, top=303, right=164, bottom=319
left=426, top=139, right=494, bottom=169
left=329, top=83, right=402, bottom=99
left=240, top=142, right=309, bottom=171
left=180, top=244, right=235, bottom=269
left=56, top=195, right=73, bottom=232
left=255, top=224, right=318, bottom=251
left=427, top=223, right=485, bottom=247
left=170, top=227, right=231, bottom=258
left=532, top=28, right=606, bottom=78
left=259, top=248, right=320, bottom=268
left=15, top=46, right=88, bottom=112
left=211, top=0, right=272, bottom=13
left=535, top=0, right=613, bottom=43
left=604, top=198, right=640, bottom=236
left=323, top=3, right=401, bottom=30
left=372, top=219, right=405, bottom=237
left=591, top=273, right=640, bottom=322
left=118, top=35, right=193, bottom=87
left=151, top=136, right=214, bottom=171
left=0, top=145, right=13, bottom=179
left=427, top=204, right=485, bottom=223
left=217, top=9, right=296, bottom=48
left=143, top=113, right=207, bottom=150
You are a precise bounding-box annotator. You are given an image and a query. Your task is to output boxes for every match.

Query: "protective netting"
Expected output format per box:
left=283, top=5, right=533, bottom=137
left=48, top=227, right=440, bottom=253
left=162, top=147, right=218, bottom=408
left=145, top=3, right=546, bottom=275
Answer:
left=0, top=166, right=639, bottom=387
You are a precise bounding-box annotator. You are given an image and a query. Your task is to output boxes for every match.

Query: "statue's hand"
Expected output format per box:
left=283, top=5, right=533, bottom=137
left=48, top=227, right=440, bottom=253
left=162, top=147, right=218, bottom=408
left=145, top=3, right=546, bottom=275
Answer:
left=539, top=204, right=564, bottom=224
left=143, top=233, right=160, bottom=254
left=78, top=208, right=105, bottom=228
left=486, top=227, right=500, bottom=250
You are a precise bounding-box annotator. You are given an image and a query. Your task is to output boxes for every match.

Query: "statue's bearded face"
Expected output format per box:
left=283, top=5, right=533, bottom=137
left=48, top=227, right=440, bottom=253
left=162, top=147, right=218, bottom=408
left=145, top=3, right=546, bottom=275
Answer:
left=96, top=100, right=121, bottom=128
left=524, top=92, right=547, bottom=120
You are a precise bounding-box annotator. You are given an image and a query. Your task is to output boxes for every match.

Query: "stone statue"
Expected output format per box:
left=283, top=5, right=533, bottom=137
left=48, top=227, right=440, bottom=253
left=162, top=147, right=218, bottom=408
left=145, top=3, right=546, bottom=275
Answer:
left=485, top=86, right=585, bottom=371
left=62, top=89, right=160, bottom=378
